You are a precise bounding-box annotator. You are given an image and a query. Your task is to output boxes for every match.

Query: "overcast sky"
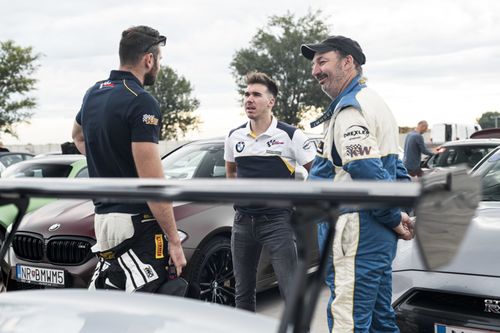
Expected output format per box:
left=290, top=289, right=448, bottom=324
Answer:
left=1, top=0, right=499, bottom=144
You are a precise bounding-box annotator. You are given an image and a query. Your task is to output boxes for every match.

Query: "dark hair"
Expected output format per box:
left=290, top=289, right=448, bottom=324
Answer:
left=119, top=25, right=161, bottom=66
left=245, top=72, right=278, bottom=98
left=334, top=49, right=363, bottom=76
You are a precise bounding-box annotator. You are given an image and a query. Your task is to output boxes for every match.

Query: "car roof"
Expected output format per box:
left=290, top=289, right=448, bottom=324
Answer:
left=440, top=138, right=500, bottom=147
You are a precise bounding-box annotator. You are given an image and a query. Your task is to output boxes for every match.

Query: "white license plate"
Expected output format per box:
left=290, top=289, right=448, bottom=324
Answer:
left=15, top=264, right=65, bottom=287
left=435, top=323, right=498, bottom=333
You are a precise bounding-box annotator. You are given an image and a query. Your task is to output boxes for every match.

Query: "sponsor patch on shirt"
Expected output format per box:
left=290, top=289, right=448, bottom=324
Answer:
left=143, top=114, right=159, bottom=126
left=266, top=150, right=282, bottom=155
left=266, top=139, right=284, bottom=147
left=154, top=234, right=164, bottom=259
left=99, top=81, right=115, bottom=89
left=344, top=125, right=369, bottom=141
left=236, top=141, right=245, bottom=153
left=345, top=144, right=372, bottom=158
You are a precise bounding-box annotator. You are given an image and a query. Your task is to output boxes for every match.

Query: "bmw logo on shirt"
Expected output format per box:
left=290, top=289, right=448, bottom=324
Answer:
left=236, top=141, right=245, bottom=153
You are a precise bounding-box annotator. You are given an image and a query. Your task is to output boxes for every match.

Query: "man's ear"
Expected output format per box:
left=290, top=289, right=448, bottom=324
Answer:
left=144, top=53, right=154, bottom=70
left=268, top=96, right=276, bottom=108
left=343, top=54, right=355, bottom=70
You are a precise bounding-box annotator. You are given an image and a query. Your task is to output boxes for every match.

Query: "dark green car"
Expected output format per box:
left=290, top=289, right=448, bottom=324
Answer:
left=0, top=155, right=88, bottom=239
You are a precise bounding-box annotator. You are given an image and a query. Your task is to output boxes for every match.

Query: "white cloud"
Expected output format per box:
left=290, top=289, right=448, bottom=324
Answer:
left=1, top=0, right=499, bottom=144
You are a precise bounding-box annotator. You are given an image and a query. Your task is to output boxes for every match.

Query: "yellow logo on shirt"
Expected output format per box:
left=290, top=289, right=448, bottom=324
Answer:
left=155, top=234, right=164, bottom=259
left=143, top=114, right=159, bottom=125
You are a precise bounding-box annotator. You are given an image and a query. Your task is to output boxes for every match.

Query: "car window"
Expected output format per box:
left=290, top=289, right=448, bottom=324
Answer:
left=75, top=167, right=89, bottom=178
left=433, top=146, right=496, bottom=169
left=0, top=154, right=23, bottom=167
left=481, top=161, right=500, bottom=201
left=2, top=163, right=73, bottom=178
left=162, top=143, right=225, bottom=180
left=193, top=148, right=225, bottom=178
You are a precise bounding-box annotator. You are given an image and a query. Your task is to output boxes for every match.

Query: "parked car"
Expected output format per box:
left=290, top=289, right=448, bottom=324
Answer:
left=0, top=289, right=279, bottom=333
left=6, top=138, right=319, bottom=306
left=470, top=128, right=500, bottom=139
left=392, top=145, right=500, bottom=332
left=0, top=155, right=87, bottom=240
left=421, top=138, right=500, bottom=172
left=0, top=152, right=34, bottom=174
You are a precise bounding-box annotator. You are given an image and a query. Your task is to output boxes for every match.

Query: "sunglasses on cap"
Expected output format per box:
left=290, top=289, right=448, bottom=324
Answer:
left=143, top=35, right=167, bottom=53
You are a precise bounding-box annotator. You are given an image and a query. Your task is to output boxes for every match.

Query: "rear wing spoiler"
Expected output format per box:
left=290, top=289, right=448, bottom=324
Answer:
left=0, top=168, right=480, bottom=333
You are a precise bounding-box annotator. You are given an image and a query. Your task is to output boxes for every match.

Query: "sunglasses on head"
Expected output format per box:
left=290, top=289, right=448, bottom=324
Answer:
left=143, top=35, right=167, bottom=53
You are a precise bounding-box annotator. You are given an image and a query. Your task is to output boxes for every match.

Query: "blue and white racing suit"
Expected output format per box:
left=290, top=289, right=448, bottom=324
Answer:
left=310, top=75, right=409, bottom=332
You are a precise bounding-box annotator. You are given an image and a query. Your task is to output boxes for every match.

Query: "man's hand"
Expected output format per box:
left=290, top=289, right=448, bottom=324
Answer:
left=168, top=241, right=187, bottom=276
left=393, top=212, right=414, bottom=240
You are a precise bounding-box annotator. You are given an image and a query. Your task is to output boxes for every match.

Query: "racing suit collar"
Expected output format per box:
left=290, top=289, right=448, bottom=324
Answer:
left=310, top=75, right=363, bottom=129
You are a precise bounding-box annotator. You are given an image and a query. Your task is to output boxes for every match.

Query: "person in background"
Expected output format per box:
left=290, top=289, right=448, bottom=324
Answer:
left=0, top=141, right=9, bottom=152
left=72, top=25, right=186, bottom=293
left=403, top=120, right=434, bottom=177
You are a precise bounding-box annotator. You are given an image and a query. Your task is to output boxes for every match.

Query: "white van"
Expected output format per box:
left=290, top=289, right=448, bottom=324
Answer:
left=430, top=123, right=482, bottom=145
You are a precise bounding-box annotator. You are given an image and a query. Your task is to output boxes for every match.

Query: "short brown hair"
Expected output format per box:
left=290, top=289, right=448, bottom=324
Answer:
left=245, top=72, right=278, bottom=98
left=119, top=25, right=162, bottom=66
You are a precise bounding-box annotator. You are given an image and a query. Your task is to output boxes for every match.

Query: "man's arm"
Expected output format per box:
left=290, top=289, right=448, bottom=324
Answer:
left=132, top=142, right=186, bottom=275
left=71, top=121, right=86, bottom=155
left=225, top=161, right=237, bottom=178
left=417, top=135, right=433, bottom=156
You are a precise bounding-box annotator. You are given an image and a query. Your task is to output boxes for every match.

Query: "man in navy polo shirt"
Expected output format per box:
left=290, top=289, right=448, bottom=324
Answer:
left=224, top=72, right=315, bottom=311
left=72, top=25, right=186, bottom=293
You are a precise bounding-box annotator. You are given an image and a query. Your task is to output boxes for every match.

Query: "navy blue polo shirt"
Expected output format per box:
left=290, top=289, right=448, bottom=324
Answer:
left=76, top=70, right=161, bottom=214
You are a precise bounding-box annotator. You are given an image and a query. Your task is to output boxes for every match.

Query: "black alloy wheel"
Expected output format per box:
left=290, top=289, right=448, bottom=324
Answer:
left=186, top=236, right=235, bottom=306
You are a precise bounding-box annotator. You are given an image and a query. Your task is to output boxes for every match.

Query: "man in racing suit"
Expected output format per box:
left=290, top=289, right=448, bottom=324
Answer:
left=301, top=36, right=413, bottom=332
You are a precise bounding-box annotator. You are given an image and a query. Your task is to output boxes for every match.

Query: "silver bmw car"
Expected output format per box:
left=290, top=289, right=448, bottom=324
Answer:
left=392, top=146, right=500, bottom=332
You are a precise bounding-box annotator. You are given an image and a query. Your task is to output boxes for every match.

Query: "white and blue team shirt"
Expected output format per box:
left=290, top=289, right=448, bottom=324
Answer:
left=224, top=116, right=315, bottom=215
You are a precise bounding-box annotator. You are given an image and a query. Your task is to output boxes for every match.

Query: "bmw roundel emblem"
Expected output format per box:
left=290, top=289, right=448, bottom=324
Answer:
left=48, top=223, right=61, bottom=231
left=236, top=141, right=245, bottom=153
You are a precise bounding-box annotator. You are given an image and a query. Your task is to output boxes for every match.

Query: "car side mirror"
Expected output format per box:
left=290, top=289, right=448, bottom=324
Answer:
left=414, top=168, right=481, bottom=270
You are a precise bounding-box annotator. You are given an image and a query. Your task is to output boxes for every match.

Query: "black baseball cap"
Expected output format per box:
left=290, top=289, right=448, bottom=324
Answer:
left=301, top=35, right=366, bottom=65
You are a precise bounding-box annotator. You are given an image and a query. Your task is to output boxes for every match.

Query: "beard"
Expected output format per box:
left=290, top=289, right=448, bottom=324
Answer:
left=143, top=61, right=159, bottom=86
left=317, top=61, right=346, bottom=99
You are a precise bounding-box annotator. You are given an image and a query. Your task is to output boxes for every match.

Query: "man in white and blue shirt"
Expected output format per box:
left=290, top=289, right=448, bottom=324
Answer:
left=224, top=72, right=315, bottom=311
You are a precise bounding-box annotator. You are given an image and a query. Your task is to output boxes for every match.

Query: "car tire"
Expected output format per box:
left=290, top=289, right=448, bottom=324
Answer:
left=184, top=236, right=235, bottom=306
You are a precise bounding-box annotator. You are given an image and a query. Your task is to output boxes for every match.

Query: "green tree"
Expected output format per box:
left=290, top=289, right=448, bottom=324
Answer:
left=147, top=65, right=200, bottom=140
left=230, top=10, right=331, bottom=127
left=0, top=40, right=41, bottom=136
left=476, top=111, right=500, bottom=129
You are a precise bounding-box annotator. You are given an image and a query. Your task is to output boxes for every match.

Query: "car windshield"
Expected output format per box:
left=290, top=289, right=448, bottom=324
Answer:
left=433, top=145, right=496, bottom=169
left=472, top=149, right=500, bottom=201
left=161, top=143, right=225, bottom=179
left=0, top=154, right=28, bottom=168
left=2, top=163, right=73, bottom=178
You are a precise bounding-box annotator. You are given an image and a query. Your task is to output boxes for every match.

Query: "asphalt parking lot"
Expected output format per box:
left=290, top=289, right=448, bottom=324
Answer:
left=256, top=285, right=330, bottom=333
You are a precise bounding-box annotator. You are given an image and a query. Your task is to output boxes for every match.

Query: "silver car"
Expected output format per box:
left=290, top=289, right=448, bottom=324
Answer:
left=392, top=146, right=500, bottom=332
